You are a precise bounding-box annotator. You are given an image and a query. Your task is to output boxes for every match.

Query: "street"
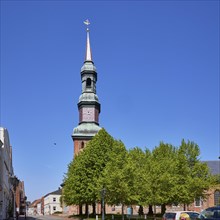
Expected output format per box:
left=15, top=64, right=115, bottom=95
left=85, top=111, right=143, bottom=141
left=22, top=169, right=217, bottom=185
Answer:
left=18, top=215, right=72, bottom=220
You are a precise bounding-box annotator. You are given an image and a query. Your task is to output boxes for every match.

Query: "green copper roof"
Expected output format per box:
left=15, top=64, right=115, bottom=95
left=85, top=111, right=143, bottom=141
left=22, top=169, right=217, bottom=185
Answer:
left=72, top=123, right=101, bottom=137
left=81, top=61, right=96, bottom=72
left=79, top=93, right=99, bottom=102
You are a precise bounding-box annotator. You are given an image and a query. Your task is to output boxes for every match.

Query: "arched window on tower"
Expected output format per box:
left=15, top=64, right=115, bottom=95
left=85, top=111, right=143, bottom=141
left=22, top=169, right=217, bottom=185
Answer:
left=214, top=190, right=220, bottom=206
left=81, top=141, right=85, bottom=149
left=86, top=78, right=92, bottom=88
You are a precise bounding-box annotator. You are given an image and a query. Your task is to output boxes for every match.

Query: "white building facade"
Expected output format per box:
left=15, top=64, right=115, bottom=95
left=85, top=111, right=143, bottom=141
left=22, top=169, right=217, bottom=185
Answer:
left=0, top=127, right=14, bottom=220
left=36, top=202, right=42, bottom=215
left=44, top=188, right=62, bottom=215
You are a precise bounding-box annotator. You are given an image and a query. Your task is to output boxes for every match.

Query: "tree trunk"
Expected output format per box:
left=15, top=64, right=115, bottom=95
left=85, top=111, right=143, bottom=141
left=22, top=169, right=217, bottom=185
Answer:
left=79, top=205, right=82, bottom=215
left=161, top=204, right=166, bottom=215
left=148, top=205, right=153, bottom=215
left=138, top=205, right=144, bottom=216
left=85, top=204, right=89, bottom=216
left=121, top=204, right=124, bottom=220
left=92, top=203, right=96, bottom=215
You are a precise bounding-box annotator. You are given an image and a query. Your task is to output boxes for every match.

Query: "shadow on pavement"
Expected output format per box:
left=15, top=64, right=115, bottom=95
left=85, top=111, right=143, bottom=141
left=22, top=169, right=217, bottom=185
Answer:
left=18, top=215, right=73, bottom=220
left=18, top=216, right=37, bottom=220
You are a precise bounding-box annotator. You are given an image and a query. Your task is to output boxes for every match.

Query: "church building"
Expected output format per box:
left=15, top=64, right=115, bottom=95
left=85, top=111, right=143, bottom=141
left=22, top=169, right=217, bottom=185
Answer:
left=69, top=21, right=220, bottom=217
left=72, top=20, right=101, bottom=156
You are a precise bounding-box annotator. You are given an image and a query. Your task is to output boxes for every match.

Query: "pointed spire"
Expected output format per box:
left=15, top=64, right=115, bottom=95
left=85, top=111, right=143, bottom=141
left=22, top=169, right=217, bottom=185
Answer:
left=84, top=19, right=92, bottom=62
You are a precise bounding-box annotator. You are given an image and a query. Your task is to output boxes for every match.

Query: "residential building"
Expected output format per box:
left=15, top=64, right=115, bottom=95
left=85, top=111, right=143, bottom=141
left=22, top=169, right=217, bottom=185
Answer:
left=15, top=181, right=27, bottom=215
left=28, top=199, right=41, bottom=216
left=0, top=127, right=14, bottom=220
left=37, top=201, right=41, bottom=215
left=44, top=188, right=62, bottom=215
left=0, top=127, right=27, bottom=219
left=25, top=201, right=31, bottom=215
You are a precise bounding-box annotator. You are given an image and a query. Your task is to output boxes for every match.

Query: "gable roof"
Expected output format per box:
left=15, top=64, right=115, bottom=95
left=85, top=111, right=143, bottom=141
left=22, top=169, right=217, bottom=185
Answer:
left=44, top=188, right=62, bottom=198
left=204, top=160, right=220, bottom=175
left=30, top=198, right=42, bottom=207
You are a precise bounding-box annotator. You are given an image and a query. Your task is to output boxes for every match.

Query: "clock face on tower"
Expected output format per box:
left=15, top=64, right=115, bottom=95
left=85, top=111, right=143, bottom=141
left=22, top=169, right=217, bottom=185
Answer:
left=82, top=108, right=94, bottom=121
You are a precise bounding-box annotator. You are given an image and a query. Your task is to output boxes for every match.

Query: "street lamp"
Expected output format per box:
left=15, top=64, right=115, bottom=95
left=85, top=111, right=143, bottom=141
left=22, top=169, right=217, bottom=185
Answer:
left=101, top=188, right=106, bottom=220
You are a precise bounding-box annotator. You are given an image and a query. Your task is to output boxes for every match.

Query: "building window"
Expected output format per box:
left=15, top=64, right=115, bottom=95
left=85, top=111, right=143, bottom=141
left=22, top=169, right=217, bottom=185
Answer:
left=53, top=206, right=56, bottom=211
left=53, top=197, right=56, bottom=202
left=81, top=142, right=85, bottom=149
left=195, top=197, right=201, bottom=207
left=86, top=78, right=91, bottom=88
left=214, top=190, right=220, bottom=206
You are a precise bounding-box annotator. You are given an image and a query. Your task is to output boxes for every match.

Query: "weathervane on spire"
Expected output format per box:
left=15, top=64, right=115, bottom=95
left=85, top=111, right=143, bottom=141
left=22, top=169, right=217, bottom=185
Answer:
left=84, top=19, right=90, bottom=32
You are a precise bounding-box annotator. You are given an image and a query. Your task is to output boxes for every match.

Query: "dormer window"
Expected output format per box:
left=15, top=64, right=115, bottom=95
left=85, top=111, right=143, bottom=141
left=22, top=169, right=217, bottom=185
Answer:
left=86, top=78, right=91, bottom=88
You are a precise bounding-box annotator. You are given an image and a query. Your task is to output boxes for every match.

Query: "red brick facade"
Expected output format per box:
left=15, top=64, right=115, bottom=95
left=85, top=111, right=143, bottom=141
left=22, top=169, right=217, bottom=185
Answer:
left=15, top=181, right=26, bottom=215
left=65, top=184, right=220, bottom=216
left=188, top=185, right=220, bottom=212
left=74, top=139, right=90, bottom=156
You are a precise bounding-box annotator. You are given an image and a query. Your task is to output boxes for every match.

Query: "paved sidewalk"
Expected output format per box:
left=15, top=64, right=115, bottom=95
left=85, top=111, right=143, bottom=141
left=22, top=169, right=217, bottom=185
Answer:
left=16, top=215, right=79, bottom=220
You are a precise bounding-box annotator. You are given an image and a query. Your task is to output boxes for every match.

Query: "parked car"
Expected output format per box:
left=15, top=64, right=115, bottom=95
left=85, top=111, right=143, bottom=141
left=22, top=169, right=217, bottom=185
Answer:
left=163, top=211, right=200, bottom=220
left=197, top=206, right=220, bottom=219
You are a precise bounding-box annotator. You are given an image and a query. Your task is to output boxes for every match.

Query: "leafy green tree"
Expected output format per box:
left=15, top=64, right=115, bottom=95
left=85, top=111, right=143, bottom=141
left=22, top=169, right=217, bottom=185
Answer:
left=101, top=145, right=152, bottom=218
left=174, top=139, right=213, bottom=209
left=63, top=130, right=213, bottom=216
left=99, top=140, right=129, bottom=220
left=63, top=128, right=115, bottom=214
left=213, top=174, right=220, bottom=184
left=126, top=147, right=153, bottom=216
left=63, top=149, right=93, bottom=215
left=147, top=142, right=178, bottom=214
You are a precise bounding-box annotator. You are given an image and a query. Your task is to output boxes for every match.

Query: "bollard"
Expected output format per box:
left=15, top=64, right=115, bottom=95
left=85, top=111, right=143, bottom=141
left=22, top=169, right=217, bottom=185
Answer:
left=96, top=215, right=99, bottom=220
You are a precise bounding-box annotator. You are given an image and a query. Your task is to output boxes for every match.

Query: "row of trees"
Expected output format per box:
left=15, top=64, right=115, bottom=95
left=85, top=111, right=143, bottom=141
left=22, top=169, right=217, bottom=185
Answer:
left=62, top=129, right=216, bottom=216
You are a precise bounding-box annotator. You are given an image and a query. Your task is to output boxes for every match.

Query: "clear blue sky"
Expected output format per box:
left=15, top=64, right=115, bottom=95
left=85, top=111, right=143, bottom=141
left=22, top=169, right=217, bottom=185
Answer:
left=1, top=0, right=219, bottom=202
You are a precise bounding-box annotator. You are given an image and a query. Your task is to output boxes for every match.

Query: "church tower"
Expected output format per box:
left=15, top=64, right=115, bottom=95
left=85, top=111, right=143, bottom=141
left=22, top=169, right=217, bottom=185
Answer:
left=72, top=20, right=101, bottom=156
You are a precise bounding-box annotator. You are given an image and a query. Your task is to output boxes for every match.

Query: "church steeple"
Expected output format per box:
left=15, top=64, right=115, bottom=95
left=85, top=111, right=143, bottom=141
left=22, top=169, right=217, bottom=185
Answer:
left=72, top=20, right=101, bottom=156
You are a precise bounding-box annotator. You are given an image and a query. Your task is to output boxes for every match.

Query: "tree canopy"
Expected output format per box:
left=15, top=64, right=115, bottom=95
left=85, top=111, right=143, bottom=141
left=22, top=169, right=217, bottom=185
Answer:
left=63, top=130, right=214, bottom=214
